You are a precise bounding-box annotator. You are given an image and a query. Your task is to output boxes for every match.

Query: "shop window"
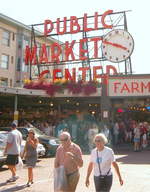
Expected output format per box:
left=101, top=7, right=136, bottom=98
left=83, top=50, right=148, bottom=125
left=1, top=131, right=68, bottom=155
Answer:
left=1, top=54, right=9, bottom=69
left=3, top=31, right=10, bottom=46
left=0, top=78, right=8, bottom=86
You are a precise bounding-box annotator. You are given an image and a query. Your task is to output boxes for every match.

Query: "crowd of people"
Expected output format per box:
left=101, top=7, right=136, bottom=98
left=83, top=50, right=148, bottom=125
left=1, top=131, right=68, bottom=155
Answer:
left=4, top=122, right=124, bottom=192
left=3, top=117, right=150, bottom=191
left=110, top=119, right=150, bottom=151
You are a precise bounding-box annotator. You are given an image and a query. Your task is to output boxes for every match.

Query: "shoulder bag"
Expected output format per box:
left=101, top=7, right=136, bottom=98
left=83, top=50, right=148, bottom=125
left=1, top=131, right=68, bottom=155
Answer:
left=97, top=149, right=110, bottom=189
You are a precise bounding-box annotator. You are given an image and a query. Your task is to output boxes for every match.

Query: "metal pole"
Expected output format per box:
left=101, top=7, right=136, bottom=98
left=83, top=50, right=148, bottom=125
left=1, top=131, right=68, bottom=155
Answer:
left=14, top=95, right=18, bottom=111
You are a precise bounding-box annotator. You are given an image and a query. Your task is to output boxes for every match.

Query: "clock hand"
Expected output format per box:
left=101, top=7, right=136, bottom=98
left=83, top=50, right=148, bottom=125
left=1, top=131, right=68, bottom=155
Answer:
left=103, top=41, right=127, bottom=50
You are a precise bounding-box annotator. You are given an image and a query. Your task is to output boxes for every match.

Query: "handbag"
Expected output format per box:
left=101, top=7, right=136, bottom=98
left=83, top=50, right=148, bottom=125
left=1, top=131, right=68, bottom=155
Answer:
left=97, top=149, right=110, bottom=189
left=16, top=156, right=23, bottom=171
left=54, top=165, right=69, bottom=192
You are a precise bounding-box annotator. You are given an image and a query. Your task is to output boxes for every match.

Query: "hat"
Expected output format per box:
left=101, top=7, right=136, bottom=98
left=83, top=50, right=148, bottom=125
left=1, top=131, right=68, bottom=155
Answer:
left=11, top=123, right=17, bottom=128
left=28, top=129, right=35, bottom=134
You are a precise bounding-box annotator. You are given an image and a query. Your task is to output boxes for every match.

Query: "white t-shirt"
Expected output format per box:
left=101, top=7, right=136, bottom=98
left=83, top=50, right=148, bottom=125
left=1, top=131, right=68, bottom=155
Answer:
left=44, top=126, right=50, bottom=136
left=90, top=147, right=115, bottom=176
left=7, top=129, right=22, bottom=155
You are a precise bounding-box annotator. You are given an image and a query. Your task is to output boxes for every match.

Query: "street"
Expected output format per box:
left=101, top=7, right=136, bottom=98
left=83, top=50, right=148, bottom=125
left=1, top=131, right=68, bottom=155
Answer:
left=0, top=143, right=150, bottom=192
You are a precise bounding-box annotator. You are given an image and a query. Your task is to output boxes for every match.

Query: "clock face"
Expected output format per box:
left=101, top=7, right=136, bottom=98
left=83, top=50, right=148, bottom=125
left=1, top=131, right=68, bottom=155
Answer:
left=101, top=29, right=134, bottom=63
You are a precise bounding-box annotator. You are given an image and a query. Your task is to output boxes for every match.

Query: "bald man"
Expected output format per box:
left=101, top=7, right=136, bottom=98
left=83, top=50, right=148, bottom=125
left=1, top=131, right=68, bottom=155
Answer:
left=54, top=131, right=83, bottom=192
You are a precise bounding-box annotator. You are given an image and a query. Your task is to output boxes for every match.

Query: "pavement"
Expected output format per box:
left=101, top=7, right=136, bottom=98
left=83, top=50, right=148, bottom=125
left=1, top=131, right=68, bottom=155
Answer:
left=0, top=141, right=150, bottom=192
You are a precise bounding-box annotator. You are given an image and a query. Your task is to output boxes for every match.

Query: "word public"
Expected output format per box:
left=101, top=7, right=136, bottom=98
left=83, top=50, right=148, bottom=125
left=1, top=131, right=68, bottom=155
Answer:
left=25, top=10, right=114, bottom=66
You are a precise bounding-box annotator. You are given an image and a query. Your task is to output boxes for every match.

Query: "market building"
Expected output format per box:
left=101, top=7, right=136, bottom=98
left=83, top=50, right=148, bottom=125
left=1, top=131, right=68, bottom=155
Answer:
left=0, top=10, right=150, bottom=127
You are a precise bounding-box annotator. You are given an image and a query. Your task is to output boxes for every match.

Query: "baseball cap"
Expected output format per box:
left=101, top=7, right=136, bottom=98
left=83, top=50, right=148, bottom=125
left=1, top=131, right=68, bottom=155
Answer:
left=28, top=129, right=35, bottom=134
left=11, top=123, right=17, bottom=128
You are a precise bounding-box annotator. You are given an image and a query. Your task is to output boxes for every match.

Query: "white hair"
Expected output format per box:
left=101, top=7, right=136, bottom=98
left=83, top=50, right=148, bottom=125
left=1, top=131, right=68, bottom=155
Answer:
left=93, top=133, right=108, bottom=144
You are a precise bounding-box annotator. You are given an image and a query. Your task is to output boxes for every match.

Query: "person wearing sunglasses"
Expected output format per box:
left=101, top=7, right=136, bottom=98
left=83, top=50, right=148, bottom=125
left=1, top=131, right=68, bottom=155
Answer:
left=54, top=131, right=83, bottom=192
left=85, top=133, right=123, bottom=192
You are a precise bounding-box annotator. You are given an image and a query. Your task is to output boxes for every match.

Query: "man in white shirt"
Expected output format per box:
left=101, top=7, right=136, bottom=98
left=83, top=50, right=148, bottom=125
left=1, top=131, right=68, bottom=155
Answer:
left=4, top=123, right=22, bottom=182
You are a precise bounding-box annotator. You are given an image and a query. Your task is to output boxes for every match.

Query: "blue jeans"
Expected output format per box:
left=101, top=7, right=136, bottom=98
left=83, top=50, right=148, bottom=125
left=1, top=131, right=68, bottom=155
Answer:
left=114, top=134, right=118, bottom=144
left=94, top=175, right=113, bottom=192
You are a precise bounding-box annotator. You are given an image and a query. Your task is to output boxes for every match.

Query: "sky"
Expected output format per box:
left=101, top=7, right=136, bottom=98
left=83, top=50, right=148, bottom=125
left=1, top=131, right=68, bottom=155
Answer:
left=0, top=0, right=149, bottom=75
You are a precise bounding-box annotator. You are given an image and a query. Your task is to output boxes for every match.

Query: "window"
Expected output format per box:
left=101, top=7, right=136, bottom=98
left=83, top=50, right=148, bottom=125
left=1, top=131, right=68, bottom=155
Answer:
left=1, top=54, right=9, bottom=69
left=11, top=56, right=14, bottom=64
left=3, top=31, right=10, bottom=46
left=17, top=58, right=21, bottom=71
left=22, top=59, right=28, bottom=72
left=10, top=79, right=12, bottom=86
left=0, top=78, right=8, bottom=86
left=12, top=33, right=15, bottom=41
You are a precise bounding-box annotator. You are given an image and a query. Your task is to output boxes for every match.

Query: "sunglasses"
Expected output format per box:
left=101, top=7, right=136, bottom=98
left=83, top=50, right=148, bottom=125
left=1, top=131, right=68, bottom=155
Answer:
left=60, top=137, right=69, bottom=142
left=95, top=140, right=102, bottom=142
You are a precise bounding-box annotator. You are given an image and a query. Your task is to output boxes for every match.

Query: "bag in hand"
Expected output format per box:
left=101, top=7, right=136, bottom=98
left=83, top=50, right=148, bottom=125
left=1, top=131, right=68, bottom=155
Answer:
left=99, top=175, right=107, bottom=189
left=54, top=165, right=69, bottom=191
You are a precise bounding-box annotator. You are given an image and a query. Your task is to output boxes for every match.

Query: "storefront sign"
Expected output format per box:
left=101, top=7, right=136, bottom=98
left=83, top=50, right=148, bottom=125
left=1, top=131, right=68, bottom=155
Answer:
left=108, top=78, right=150, bottom=97
left=25, top=10, right=118, bottom=81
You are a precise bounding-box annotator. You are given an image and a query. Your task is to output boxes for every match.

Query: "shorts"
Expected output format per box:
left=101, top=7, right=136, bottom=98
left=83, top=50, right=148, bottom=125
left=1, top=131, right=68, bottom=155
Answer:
left=134, top=138, right=140, bottom=143
left=142, top=134, right=147, bottom=140
left=126, top=132, right=132, bottom=138
left=5, top=154, right=19, bottom=165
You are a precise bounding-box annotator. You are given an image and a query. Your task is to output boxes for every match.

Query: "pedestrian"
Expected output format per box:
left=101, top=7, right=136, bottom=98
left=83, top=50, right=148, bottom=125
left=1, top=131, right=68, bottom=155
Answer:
left=133, top=122, right=141, bottom=152
left=4, top=122, right=22, bottom=182
left=141, top=122, right=147, bottom=147
left=88, top=126, right=95, bottom=152
left=44, top=122, right=50, bottom=136
left=22, top=129, right=39, bottom=187
left=101, top=125, right=110, bottom=139
left=54, top=131, right=83, bottom=192
left=113, top=120, right=119, bottom=144
left=85, top=133, right=123, bottom=192
left=71, top=122, right=77, bottom=142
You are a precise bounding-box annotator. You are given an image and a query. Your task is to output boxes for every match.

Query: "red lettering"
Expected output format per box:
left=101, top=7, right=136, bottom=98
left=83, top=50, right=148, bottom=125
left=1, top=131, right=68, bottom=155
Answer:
left=39, top=70, right=50, bottom=81
left=131, top=82, right=140, bottom=92
left=25, top=45, right=37, bottom=65
left=57, top=17, right=67, bottom=35
left=51, top=43, right=61, bottom=63
left=65, top=68, right=76, bottom=82
left=79, top=67, right=90, bottom=81
left=83, top=14, right=92, bottom=32
left=141, top=82, right=150, bottom=92
left=39, top=44, right=48, bottom=64
left=93, top=66, right=102, bottom=79
left=90, top=37, right=102, bottom=59
left=114, top=83, right=121, bottom=93
left=95, top=12, right=98, bottom=30
left=65, top=40, right=76, bottom=61
left=70, top=16, right=80, bottom=34
left=53, top=69, right=61, bottom=81
left=79, top=39, right=88, bottom=60
left=44, top=20, right=53, bottom=37
left=121, top=83, right=130, bottom=93
left=101, top=10, right=113, bottom=29
left=106, top=65, right=117, bottom=75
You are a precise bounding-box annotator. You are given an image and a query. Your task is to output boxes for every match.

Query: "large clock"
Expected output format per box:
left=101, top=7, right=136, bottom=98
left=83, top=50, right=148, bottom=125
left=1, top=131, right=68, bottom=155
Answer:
left=101, top=29, right=134, bottom=63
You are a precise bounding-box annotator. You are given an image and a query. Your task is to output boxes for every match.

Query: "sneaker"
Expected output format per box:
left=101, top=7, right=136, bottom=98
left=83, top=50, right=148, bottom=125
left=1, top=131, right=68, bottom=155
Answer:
left=31, top=181, right=34, bottom=184
left=13, top=175, right=19, bottom=181
left=7, top=177, right=14, bottom=182
left=27, top=182, right=31, bottom=187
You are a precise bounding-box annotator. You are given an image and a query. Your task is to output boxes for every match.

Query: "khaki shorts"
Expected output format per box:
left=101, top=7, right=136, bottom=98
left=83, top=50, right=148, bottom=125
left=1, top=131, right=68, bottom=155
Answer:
left=66, top=170, right=80, bottom=192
